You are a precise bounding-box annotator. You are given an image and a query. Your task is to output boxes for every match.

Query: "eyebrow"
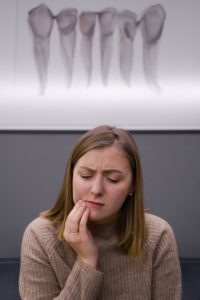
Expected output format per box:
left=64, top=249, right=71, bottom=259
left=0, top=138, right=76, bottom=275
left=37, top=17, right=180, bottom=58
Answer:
left=78, top=166, right=123, bottom=175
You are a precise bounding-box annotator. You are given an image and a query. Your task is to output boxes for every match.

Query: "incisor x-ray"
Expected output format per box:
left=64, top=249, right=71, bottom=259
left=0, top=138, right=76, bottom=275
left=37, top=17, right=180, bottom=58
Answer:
left=28, top=3, right=166, bottom=95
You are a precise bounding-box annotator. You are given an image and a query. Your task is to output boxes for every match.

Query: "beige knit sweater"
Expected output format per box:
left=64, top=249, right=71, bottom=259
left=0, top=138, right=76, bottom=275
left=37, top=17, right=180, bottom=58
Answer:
left=19, top=213, right=182, bottom=299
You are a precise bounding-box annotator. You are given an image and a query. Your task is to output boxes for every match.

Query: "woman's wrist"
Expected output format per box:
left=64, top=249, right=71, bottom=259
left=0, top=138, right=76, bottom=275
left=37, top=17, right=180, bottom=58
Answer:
left=78, top=256, right=98, bottom=269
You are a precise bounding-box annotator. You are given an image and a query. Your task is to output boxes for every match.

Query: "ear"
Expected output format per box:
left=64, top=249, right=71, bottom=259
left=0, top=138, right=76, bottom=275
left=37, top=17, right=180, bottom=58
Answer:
left=129, top=187, right=135, bottom=196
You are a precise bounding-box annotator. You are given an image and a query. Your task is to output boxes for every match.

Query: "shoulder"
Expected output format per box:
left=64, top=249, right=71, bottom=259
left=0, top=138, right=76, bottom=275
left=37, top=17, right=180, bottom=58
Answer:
left=26, top=216, right=52, bottom=228
left=24, top=216, right=54, bottom=236
left=21, top=217, right=59, bottom=255
left=144, top=213, right=177, bottom=251
left=145, top=213, right=173, bottom=232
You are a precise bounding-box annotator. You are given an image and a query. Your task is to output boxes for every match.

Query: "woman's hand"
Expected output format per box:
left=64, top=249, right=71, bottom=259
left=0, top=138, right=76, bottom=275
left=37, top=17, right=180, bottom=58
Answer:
left=63, top=200, right=99, bottom=268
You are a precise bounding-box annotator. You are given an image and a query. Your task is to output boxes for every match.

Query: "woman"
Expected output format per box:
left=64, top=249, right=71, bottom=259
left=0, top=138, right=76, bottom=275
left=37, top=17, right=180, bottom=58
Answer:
left=19, top=125, right=182, bottom=299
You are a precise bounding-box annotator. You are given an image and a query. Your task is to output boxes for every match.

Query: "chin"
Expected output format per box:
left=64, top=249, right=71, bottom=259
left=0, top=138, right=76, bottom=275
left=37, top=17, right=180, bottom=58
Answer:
left=88, top=214, right=100, bottom=222
left=88, top=212, right=105, bottom=222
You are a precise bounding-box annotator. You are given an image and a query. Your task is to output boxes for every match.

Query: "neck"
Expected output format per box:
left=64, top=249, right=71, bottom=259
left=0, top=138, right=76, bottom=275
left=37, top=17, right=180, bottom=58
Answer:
left=88, top=214, right=119, bottom=238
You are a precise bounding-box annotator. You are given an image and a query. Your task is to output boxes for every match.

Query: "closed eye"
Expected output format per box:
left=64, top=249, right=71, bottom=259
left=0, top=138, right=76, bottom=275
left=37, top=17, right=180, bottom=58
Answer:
left=80, top=175, right=93, bottom=179
left=107, top=178, right=120, bottom=183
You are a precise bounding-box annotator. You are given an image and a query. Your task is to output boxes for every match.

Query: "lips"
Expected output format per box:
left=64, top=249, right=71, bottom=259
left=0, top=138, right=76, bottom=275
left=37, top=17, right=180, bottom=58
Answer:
left=85, top=200, right=104, bottom=208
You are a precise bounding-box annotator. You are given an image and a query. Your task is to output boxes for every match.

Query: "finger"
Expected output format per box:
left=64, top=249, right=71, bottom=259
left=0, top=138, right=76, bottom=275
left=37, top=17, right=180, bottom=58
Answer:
left=71, top=201, right=87, bottom=222
left=79, top=207, right=90, bottom=235
left=65, top=204, right=79, bottom=229
left=66, top=201, right=86, bottom=232
left=67, top=200, right=83, bottom=216
left=67, top=200, right=85, bottom=221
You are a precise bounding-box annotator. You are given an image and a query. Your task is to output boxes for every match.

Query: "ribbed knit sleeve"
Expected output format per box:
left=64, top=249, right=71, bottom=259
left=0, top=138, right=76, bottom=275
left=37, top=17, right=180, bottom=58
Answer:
left=19, top=219, right=103, bottom=300
left=149, top=217, right=182, bottom=300
left=55, top=259, right=103, bottom=300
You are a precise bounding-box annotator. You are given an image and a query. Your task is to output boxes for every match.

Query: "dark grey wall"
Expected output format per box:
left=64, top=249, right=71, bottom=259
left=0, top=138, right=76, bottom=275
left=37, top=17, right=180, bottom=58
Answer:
left=0, top=131, right=200, bottom=258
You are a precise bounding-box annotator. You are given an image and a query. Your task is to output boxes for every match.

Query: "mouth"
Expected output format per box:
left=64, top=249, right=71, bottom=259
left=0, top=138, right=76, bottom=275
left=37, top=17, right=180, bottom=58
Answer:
left=85, top=200, right=105, bottom=208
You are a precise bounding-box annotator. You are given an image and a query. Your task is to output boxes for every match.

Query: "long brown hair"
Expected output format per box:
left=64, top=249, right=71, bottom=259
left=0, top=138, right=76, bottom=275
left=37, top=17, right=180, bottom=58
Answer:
left=41, top=125, right=145, bottom=256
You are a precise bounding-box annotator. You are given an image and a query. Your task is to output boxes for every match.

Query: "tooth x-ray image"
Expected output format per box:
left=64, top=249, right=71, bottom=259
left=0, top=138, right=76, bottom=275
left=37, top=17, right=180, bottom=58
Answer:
left=1, top=0, right=200, bottom=130
left=28, top=3, right=166, bottom=95
left=28, top=4, right=78, bottom=95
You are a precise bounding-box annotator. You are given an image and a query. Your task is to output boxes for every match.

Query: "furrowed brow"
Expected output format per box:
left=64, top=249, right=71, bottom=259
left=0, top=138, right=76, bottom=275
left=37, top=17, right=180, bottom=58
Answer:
left=79, top=166, right=95, bottom=171
left=103, top=169, right=123, bottom=175
left=79, top=167, right=123, bottom=174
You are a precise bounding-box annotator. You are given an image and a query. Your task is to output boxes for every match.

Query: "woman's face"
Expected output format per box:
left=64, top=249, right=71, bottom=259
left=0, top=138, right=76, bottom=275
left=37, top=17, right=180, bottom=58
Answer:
left=72, top=145, right=133, bottom=222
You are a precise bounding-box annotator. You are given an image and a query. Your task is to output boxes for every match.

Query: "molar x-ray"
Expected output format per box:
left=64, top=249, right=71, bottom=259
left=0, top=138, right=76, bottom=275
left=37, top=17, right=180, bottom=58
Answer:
left=28, top=3, right=78, bottom=95
left=139, top=4, right=166, bottom=91
left=28, top=3, right=166, bottom=95
left=79, top=7, right=118, bottom=87
left=28, top=4, right=54, bottom=95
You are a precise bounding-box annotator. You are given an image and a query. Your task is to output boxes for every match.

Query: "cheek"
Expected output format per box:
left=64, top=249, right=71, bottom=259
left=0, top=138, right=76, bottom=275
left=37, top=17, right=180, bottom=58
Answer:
left=72, top=178, right=88, bottom=203
left=72, top=177, right=80, bottom=204
left=115, top=182, right=130, bottom=196
left=107, top=186, right=129, bottom=206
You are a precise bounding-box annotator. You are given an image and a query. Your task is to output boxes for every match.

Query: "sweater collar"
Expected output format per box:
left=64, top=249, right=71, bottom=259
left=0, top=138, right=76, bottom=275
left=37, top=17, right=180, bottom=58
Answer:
left=88, top=214, right=119, bottom=239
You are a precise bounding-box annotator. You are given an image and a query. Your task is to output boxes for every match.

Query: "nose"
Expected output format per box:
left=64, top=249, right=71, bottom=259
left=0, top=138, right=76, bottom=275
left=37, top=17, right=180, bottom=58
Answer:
left=90, top=175, right=104, bottom=197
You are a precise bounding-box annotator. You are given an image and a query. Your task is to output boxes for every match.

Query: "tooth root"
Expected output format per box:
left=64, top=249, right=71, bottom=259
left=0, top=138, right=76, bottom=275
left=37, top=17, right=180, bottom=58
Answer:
left=98, top=7, right=118, bottom=85
left=28, top=3, right=53, bottom=95
left=80, top=35, right=93, bottom=86
left=79, top=12, right=96, bottom=86
left=118, top=10, right=138, bottom=85
left=140, top=4, right=166, bottom=90
left=56, top=9, right=78, bottom=88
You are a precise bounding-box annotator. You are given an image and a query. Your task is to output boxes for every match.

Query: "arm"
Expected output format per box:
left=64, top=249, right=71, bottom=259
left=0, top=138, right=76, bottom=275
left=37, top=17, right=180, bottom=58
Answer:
left=19, top=222, right=103, bottom=300
left=151, top=222, right=182, bottom=300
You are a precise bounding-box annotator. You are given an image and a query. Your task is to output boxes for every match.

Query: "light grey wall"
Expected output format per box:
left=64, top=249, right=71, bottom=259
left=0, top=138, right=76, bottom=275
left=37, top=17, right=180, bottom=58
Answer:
left=0, top=131, right=200, bottom=258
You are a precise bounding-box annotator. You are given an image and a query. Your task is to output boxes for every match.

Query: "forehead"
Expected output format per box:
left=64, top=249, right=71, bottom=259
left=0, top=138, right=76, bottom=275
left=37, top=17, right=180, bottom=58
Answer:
left=75, top=146, right=131, bottom=170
